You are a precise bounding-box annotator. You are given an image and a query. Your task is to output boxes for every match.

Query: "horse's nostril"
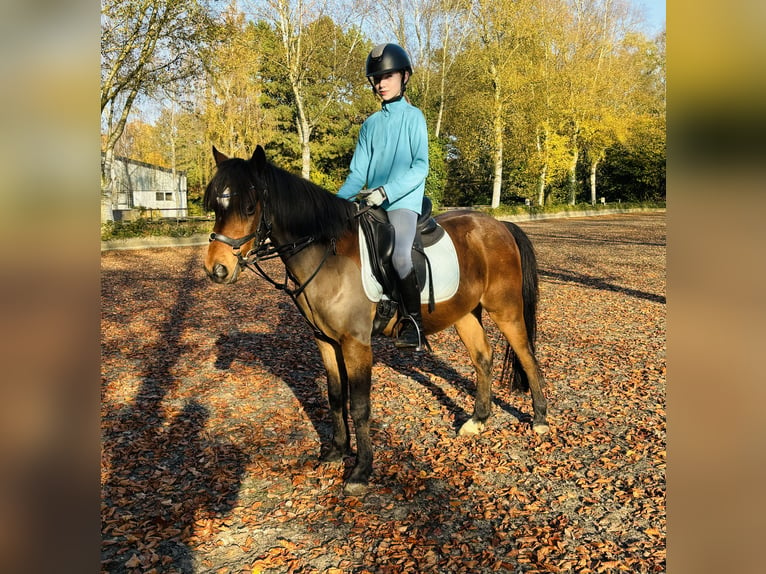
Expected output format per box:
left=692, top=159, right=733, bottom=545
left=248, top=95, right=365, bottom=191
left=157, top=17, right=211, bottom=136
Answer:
left=213, top=263, right=228, bottom=280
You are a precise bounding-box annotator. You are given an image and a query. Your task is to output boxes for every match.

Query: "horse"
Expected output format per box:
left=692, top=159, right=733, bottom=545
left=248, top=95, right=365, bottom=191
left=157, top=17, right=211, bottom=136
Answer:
left=203, top=145, right=549, bottom=496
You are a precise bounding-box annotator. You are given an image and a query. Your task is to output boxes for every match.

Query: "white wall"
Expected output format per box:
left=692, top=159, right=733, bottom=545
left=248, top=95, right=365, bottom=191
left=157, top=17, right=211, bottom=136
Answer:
left=111, top=156, right=188, bottom=218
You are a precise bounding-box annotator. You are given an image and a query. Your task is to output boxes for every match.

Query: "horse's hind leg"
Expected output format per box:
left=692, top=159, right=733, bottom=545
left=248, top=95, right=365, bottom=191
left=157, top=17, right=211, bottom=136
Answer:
left=492, top=315, right=549, bottom=434
left=453, top=309, right=494, bottom=436
left=315, top=339, right=351, bottom=462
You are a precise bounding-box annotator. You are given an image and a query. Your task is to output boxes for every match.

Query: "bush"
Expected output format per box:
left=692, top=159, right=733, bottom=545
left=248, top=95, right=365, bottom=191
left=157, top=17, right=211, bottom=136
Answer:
left=101, top=218, right=214, bottom=241
left=482, top=200, right=665, bottom=218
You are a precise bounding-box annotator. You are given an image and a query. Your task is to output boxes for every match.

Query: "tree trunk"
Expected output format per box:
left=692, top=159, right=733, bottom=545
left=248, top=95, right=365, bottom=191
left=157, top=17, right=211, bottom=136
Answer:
left=292, top=82, right=312, bottom=179
left=101, top=146, right=115, bottom=223
left=434, top=39, right=449, bottom=139
left=490, top=75, right=504, bottom=209
left=434, top=96, right=444, bottom=141
left=536, top=125, right=549, bottom=206
left=568, top=143, right=579, bottom=205
left=297, top=115, right=311, bottom=179
left=491, top=125, right=503, bottom=208
left=101, top=84, right=139, bottom=223
left=170, top=101, right=177, bottom=178
left=537, top=164, right=548, bottom=207
left=590, top=156, right=599, bottom=205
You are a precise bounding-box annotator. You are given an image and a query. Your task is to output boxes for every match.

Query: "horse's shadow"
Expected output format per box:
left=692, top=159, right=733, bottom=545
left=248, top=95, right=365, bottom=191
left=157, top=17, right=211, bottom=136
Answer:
left=214, top=303, right=530, bottom=446
left=213, top=300, right=335, bottom=447
left=101, top=255, right=249, bottom=573
left=214, top=326, right=332, bottom=443
left=371, top=332, right=532, bottom=432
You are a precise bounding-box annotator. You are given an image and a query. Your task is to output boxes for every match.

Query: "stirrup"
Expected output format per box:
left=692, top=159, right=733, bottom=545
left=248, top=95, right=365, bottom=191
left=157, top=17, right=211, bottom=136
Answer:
left=394, top=316, right=430, bottom=352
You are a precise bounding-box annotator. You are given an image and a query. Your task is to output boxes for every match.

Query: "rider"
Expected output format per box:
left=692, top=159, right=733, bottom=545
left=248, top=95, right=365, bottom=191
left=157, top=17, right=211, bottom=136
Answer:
left=337, top=43, right=429, bottom=350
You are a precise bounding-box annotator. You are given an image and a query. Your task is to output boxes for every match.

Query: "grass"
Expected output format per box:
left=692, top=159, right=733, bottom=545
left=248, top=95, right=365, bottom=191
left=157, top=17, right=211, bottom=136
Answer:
left=101, top=217, right=214, bottom=241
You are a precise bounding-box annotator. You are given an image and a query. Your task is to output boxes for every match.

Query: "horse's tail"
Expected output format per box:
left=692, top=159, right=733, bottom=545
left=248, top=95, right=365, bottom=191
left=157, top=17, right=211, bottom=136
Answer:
left=500, top=221, right=538, bottom=393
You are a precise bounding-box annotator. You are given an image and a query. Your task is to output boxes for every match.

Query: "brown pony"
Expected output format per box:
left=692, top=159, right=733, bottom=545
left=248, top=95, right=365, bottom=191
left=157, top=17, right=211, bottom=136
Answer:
left=203, top=145, right=549, bottom=496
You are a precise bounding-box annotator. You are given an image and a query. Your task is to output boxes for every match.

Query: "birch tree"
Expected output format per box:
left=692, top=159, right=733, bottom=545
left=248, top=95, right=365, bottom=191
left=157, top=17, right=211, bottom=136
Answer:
left=242, top=0, right=369, bottom=178
left=470, top=0, right=537, bottom=208
left=100, top=0, right=214, bottom=221
left=422, top=0, right=473, bottom=138
left=523, top=0, right=569, bottom=205
left=557, top=0, right=634, bottom=204
left=200, top=11, right=282, bottom=158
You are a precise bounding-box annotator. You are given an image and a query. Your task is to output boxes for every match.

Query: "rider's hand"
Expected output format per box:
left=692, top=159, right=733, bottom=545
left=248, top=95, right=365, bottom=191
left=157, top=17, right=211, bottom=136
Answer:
left=360, top=186, right=386, bottom=206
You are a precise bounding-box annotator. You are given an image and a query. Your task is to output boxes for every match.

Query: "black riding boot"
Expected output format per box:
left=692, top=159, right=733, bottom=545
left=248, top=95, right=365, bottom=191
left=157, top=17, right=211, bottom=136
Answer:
left=394, top=270, right=426, bottom=350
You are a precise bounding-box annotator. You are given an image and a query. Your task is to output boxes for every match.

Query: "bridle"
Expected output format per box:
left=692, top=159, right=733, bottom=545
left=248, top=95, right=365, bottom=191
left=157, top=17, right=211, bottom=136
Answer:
left=208, top=182, right=335, bottom=300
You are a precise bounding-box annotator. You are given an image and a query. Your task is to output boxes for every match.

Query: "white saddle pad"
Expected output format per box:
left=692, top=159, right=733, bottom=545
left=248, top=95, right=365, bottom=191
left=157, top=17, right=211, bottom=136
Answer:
left=359, top=227, right=460, bottom=303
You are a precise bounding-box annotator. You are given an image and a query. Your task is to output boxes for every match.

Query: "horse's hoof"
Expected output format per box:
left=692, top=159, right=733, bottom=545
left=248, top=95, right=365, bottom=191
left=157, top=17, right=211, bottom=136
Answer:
left=343, top=481, right=368, bottom=497
left=320, top=446, right=350, bottom=463
left=458, top=419, right=485, bottom=436
left=532, top=423, right=550, bottom=435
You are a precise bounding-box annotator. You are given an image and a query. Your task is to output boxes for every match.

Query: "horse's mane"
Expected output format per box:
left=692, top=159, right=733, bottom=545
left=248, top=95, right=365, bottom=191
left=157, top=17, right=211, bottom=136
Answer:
left=204, top=154, right=358, bottom=243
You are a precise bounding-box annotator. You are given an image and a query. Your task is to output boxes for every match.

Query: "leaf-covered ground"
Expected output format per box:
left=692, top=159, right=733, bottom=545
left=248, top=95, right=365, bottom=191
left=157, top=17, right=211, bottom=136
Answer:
left=101, top=212, right=665, bottom=573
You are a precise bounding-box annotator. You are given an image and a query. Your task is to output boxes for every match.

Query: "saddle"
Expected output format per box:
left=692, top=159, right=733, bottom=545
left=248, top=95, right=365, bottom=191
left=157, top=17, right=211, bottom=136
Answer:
left=358, top=197, right=445, bottom=335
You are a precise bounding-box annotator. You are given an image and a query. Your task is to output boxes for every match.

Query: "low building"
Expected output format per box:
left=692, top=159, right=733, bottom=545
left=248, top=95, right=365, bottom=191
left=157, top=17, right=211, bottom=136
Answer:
left=106, top=155, right=188, bottom=221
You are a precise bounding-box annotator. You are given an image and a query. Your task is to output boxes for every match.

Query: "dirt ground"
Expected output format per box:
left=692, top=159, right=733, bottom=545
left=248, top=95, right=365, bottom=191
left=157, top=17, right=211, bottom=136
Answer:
left=101, top=212, right=665, bottom=573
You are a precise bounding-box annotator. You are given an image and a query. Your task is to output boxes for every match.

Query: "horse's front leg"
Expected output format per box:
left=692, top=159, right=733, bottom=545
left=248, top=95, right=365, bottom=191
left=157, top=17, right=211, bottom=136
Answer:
left=315, top=338, right=351, bottom=462
left=339, top=336, right=373, bottom=496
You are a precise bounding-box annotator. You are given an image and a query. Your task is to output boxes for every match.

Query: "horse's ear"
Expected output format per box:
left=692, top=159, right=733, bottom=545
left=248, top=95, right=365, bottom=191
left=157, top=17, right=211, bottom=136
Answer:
left=251, top=145, right=267, bottom=172
left=212, top=146, right=229, bottom=166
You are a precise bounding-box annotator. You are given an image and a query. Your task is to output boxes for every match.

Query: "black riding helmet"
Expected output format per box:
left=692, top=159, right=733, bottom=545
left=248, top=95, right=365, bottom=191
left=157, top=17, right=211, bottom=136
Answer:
left=365, top=43, right=413, bottom=94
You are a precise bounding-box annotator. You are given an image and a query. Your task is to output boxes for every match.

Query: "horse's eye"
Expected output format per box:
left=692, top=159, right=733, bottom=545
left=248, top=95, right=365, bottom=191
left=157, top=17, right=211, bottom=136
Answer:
left=245, top=202, right=256, bottom=215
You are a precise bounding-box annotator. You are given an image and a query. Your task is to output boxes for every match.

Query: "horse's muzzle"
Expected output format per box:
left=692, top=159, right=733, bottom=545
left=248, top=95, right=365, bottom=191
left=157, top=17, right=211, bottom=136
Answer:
left=206, top=262, right=239, bottom=284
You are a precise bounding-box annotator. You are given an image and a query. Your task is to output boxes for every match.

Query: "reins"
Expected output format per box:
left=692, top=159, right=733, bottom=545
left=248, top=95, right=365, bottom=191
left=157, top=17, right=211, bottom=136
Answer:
left=239, top=234, right=336, bottom=301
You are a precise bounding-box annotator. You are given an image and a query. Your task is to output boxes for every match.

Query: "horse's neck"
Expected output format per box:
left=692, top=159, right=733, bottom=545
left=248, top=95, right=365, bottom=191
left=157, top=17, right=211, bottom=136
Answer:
left=270, top=220, right=357, bottom=288
left=269, top=224, right=319, bottom=270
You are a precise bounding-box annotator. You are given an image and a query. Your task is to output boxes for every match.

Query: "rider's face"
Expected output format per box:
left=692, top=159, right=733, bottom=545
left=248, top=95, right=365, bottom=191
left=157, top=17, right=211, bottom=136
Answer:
left=372, top=71, right=406, bottom=101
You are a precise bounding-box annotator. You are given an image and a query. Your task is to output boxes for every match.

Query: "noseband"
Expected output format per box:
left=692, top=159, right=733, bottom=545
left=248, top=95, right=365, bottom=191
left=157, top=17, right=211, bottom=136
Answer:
left=208, top=230, right=258, bottom=251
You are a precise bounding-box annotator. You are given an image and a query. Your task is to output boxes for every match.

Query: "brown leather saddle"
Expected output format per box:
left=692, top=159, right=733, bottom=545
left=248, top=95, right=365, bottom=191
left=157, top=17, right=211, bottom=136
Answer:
left=358, top=196, right=445, bottom=335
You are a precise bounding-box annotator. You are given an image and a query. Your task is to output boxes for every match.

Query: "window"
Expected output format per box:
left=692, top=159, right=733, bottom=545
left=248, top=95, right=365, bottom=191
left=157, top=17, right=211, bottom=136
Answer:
left=155, top=192, right=173, bottom=201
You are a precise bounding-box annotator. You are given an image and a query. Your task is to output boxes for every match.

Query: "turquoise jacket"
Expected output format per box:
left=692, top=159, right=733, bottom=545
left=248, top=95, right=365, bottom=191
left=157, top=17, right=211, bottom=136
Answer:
left=337, top=98, right=429, bottom=214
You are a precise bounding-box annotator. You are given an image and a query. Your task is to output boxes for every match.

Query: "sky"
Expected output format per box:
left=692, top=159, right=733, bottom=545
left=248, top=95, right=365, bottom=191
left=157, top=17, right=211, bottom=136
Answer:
left=635, top=0, right=666, bottom=35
